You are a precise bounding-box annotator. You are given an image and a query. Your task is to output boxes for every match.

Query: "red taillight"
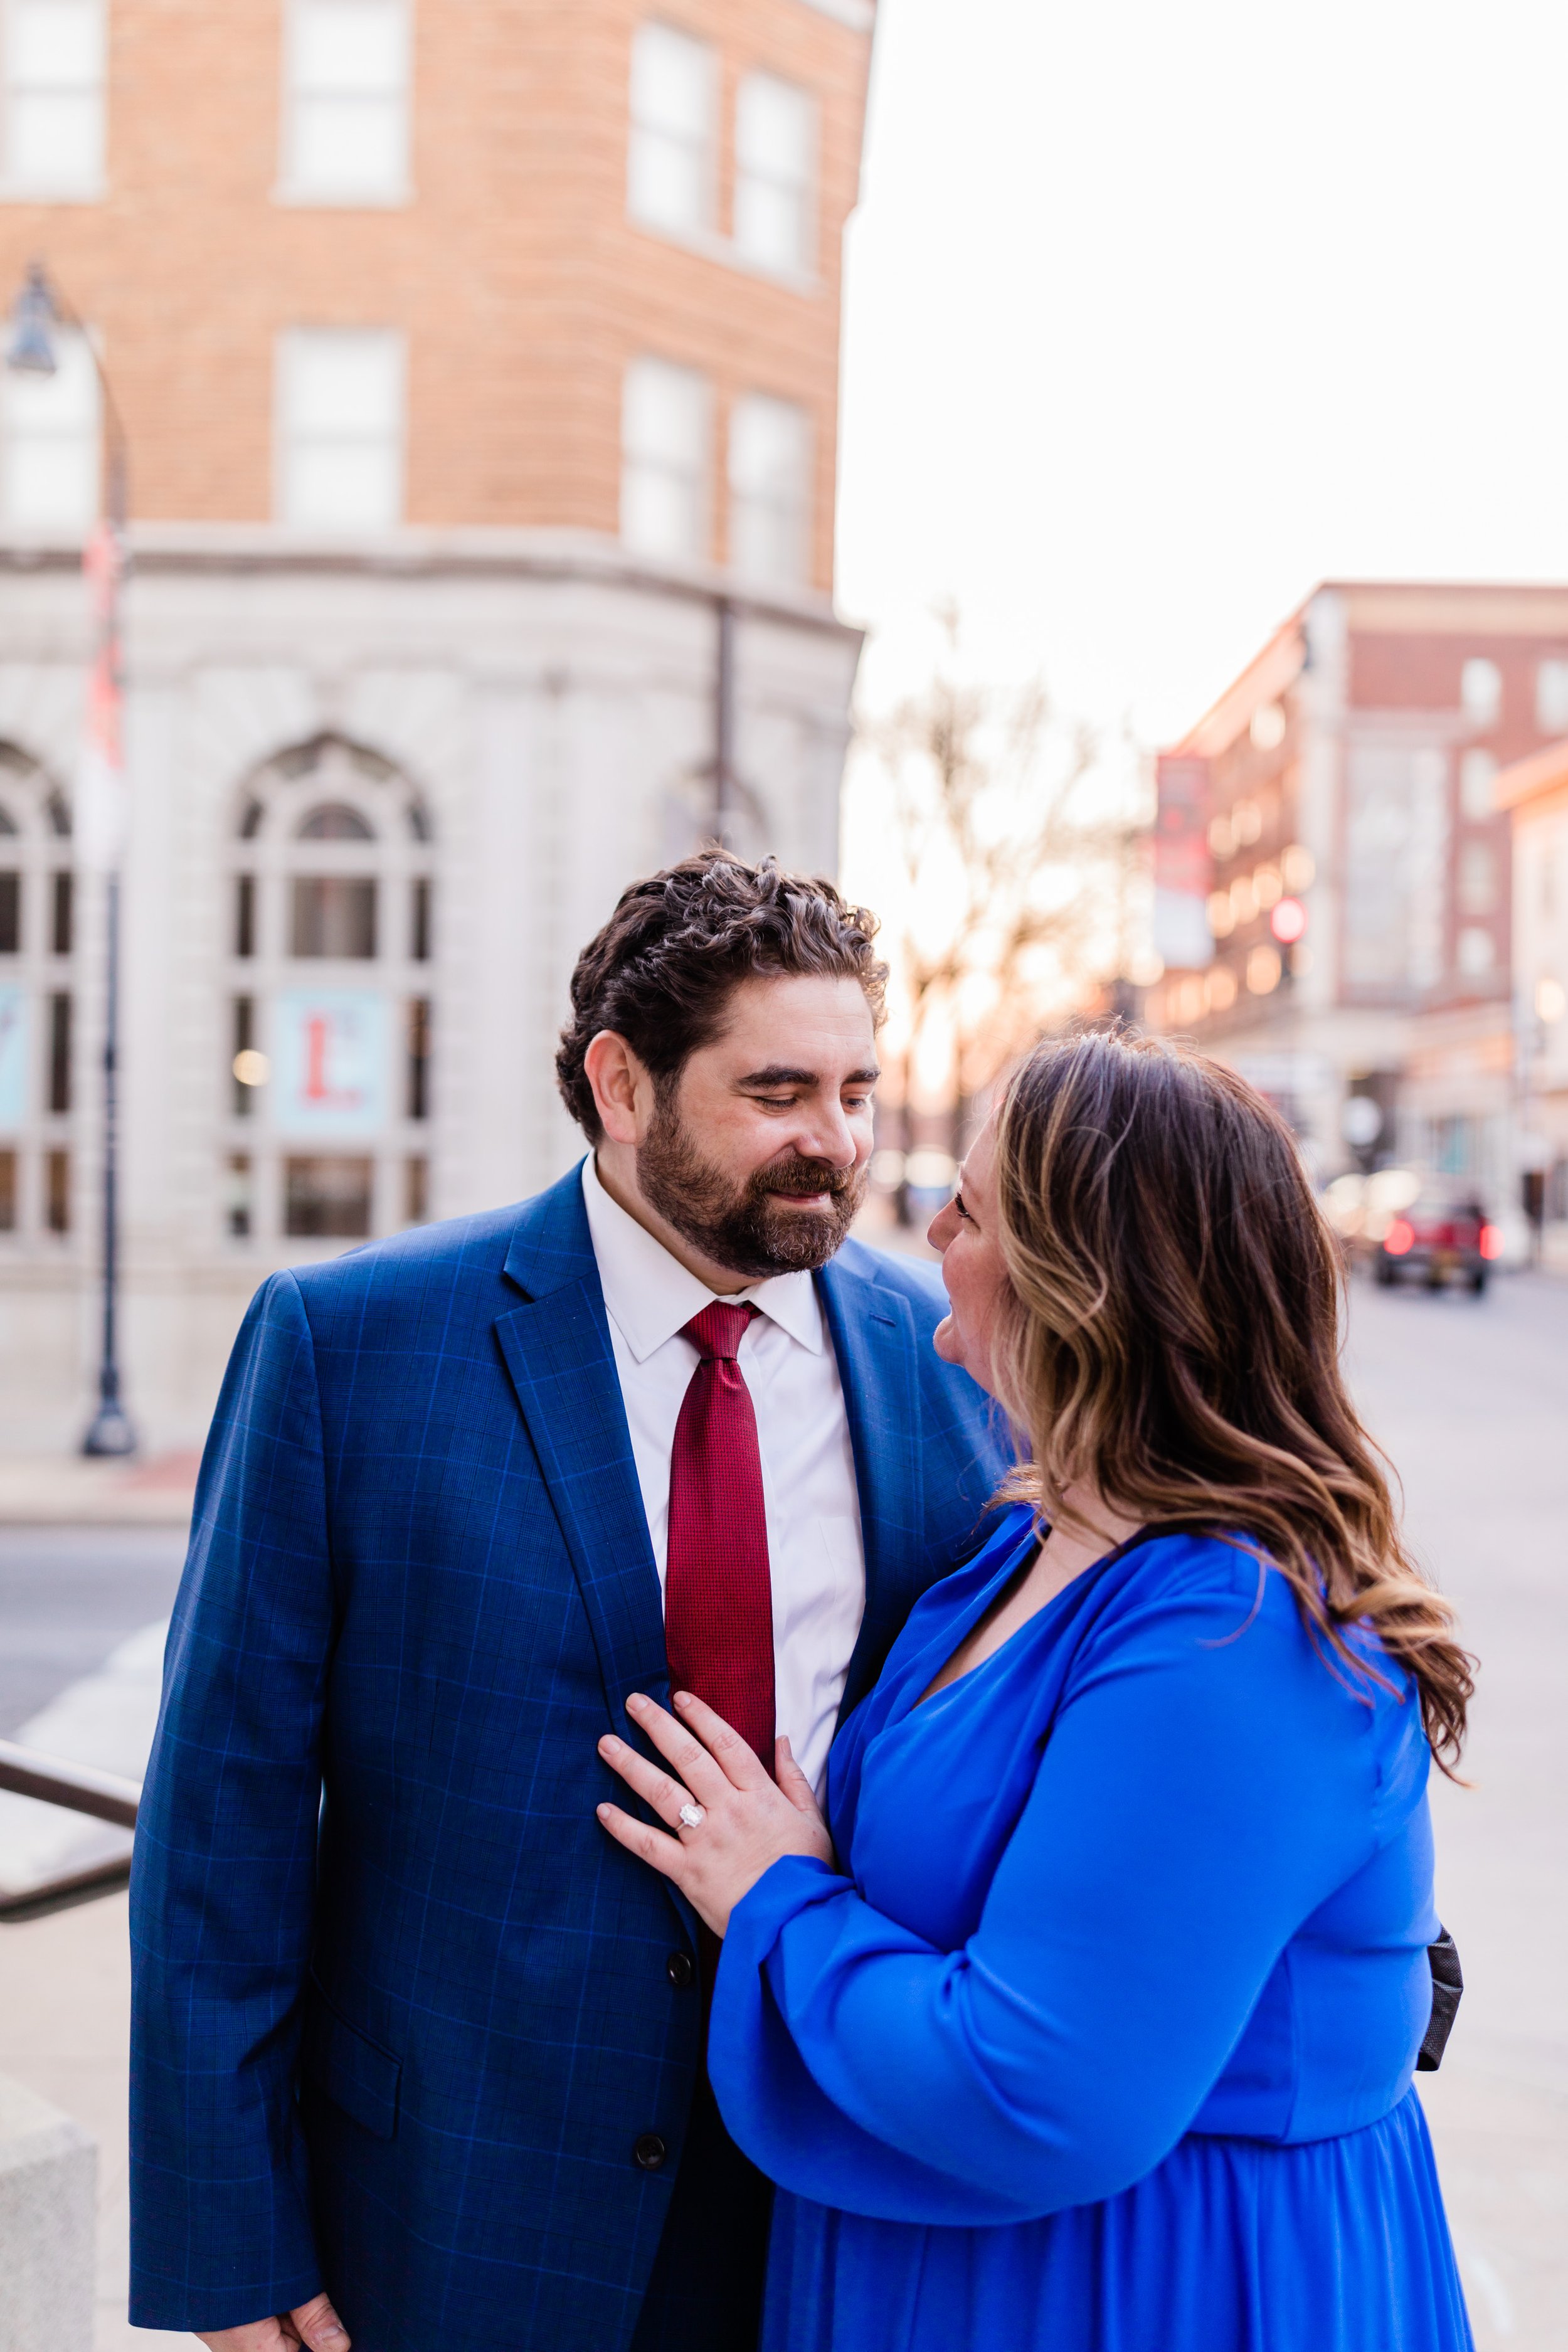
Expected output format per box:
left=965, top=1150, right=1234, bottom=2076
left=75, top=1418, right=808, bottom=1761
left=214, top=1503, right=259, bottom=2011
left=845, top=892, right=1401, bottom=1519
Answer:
left=1480, top=1223, right=1502, bottom=1261
left=1385, top=1219, right=1414, bottom=1256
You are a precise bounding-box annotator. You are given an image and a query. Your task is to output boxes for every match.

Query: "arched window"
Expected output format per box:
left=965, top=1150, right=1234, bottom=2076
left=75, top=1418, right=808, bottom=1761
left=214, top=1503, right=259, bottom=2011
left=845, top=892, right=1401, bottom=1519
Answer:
left=225, top=733, right=435, bottom=1246
left=296, top=802, right=376, bottom=841
left=0, top=744, right=76, bottom=1244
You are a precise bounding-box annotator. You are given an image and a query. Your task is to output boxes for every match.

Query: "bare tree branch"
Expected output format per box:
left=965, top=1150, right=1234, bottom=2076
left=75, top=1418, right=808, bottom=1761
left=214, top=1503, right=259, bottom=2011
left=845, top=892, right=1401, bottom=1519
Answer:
left=863, top=614, right=1138, bottom=1181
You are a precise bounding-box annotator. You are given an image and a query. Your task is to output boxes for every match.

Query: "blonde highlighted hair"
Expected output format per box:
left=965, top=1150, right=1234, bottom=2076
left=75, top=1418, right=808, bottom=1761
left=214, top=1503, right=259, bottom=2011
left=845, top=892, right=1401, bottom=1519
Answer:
left=990, top=1029, right=1471, bottom=1768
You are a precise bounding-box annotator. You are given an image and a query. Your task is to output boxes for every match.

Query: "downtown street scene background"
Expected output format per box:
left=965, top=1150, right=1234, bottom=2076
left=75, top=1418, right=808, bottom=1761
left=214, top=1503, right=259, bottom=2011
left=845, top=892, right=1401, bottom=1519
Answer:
left=0, top=2, right=1563, bottom=2346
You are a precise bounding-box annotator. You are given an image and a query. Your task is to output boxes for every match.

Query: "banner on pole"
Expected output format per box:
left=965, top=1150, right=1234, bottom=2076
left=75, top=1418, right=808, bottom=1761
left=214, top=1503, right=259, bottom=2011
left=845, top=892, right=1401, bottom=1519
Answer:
left=77, top=521, right=127, bottom=873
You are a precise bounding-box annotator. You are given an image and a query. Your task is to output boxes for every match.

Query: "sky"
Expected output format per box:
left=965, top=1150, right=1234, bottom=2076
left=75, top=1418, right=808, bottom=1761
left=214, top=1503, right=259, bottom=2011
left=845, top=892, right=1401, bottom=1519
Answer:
left=835, top=0, right=1568, bottom=748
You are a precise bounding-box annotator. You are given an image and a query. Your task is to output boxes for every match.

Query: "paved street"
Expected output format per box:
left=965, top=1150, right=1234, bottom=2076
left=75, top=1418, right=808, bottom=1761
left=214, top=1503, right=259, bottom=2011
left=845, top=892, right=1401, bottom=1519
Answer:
left=0, top=1269, right=1562, bottom=2348
left=1346, top=1269, right=1568, bottom=2349
left=0, top=1527, right=186, bottom=1738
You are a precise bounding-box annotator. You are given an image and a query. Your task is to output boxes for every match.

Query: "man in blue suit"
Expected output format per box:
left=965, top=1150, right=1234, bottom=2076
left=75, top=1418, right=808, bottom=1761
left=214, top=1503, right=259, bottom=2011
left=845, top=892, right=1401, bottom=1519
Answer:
left=130, top=853, right=1006, bottom=2352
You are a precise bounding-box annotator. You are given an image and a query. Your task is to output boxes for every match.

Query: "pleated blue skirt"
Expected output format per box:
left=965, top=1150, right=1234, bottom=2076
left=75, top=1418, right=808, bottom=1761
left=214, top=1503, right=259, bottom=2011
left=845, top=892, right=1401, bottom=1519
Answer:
left=762, top=2090, right=1473, bottom=2352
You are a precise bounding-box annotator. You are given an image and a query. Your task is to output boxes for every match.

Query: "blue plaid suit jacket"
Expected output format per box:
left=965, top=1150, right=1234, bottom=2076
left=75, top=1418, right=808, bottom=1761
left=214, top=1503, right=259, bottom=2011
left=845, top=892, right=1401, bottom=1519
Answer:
left=128, top=1165, right=1008, bottom=2351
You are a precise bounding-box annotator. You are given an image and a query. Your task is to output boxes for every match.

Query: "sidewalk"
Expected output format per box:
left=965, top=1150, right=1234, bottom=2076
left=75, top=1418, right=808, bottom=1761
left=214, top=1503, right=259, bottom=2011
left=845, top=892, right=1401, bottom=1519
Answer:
left=0, top=1454, right=198, bottom=1531
left=0, top=1887, right=195, bottom=2351
left=0, top=1454, right=198, bottom=1529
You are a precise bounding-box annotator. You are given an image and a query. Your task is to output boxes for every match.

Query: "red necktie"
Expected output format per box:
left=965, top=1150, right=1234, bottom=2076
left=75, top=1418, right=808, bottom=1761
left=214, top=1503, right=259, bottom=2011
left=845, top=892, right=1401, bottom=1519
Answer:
left=664, top=1302, right=776, bottom=1771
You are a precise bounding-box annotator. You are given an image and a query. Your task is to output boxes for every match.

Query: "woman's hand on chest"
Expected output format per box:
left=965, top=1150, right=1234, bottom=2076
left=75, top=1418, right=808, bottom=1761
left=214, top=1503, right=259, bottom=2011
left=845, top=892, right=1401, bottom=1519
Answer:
left=595, top=1691, right=835, bottom=1937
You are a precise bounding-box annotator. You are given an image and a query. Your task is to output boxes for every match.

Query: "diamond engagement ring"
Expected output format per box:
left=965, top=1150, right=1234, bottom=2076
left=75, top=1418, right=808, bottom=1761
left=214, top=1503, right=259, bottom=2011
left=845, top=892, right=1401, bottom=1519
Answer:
left=678, top=1803, right=706, bottom=1830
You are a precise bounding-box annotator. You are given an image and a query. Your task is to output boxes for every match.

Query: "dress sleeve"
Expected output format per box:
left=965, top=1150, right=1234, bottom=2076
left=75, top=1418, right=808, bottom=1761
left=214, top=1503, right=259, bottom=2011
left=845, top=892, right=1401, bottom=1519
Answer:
left=709, top=1578, right=1402, bottom=2225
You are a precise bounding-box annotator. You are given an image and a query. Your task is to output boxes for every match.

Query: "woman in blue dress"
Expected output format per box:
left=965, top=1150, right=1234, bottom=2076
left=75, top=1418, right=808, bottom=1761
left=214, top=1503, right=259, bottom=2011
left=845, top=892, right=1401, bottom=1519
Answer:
left=595, top=1029, right=1475, bottom=2352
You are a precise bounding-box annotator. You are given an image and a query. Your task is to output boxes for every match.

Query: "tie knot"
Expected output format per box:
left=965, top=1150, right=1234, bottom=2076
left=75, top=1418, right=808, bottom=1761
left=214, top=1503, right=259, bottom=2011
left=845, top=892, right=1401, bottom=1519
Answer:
left=682, top=1301, right=758, bottom=1362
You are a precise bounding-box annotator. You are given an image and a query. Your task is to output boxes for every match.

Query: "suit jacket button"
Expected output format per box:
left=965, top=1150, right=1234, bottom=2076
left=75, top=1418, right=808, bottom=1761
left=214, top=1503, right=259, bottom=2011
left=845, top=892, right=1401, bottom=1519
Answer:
left=667, top=1951, right=695, bottom=1988
left=634, top=2133, right=668, bottom=2171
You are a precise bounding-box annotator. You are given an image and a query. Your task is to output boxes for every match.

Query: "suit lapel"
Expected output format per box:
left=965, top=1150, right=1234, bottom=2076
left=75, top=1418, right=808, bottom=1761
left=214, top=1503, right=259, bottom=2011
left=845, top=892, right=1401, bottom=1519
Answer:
left=495, top=1167, right=701, bottom=1956
left=494, top=1169, right=669, bottom=1734
left=816, top=1256, right=924, bottom=1722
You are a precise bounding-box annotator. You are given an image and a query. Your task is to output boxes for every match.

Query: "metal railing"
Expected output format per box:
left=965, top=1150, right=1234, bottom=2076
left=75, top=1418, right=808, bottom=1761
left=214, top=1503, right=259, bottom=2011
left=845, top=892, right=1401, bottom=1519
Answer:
left=0, top=1738, right=140, bottom=1919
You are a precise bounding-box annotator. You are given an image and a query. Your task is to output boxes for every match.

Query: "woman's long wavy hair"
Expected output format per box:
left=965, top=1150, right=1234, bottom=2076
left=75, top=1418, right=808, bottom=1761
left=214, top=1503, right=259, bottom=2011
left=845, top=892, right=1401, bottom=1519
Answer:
left=989, top=1029, right=1472, bottom=1769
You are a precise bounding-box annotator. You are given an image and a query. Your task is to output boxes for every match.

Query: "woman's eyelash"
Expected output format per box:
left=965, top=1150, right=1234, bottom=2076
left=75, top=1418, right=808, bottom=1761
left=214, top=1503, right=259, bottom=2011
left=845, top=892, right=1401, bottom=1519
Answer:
left=953, top=1193, right=971, bottom=1220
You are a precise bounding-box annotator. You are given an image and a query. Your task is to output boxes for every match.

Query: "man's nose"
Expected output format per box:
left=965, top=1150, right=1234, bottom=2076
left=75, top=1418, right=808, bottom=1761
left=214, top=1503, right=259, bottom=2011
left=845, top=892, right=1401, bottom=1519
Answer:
left=794, top=1098, right=859, bottom=1167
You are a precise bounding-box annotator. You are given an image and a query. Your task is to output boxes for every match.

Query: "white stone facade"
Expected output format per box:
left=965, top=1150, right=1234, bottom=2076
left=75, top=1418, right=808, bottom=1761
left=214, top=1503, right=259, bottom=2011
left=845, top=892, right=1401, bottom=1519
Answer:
left=0, top=525, right=861, bottom=1453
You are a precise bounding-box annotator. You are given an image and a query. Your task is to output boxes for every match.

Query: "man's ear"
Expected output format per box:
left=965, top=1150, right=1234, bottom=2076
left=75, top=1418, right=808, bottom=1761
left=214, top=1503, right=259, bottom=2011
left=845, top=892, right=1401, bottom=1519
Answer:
left=583, top=1030, right=652, bottom=1147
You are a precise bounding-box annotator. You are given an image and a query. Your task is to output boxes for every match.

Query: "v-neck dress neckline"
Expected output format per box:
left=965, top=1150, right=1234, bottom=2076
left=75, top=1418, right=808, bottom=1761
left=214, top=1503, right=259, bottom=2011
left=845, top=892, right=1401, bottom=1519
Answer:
left=908, top=1518, right=1154, bottom=1716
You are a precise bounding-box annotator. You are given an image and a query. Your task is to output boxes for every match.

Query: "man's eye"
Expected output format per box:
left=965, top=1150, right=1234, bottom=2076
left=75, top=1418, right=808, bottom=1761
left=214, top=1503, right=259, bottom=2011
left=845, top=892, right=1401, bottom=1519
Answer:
left=755, top=1095, right=796, bottom=1111
left=844, top=1094, right=872, bottom=1112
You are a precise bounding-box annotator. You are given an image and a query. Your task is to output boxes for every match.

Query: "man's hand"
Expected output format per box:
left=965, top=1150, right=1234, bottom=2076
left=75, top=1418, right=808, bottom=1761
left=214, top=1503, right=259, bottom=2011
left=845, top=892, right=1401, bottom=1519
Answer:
left=197, top=2292, right=349, bottom=2352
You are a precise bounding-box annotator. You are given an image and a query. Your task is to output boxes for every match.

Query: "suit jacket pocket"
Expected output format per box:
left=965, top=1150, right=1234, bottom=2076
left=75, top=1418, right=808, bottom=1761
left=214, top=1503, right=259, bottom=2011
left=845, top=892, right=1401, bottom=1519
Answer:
left=302, top=1983, right=402, bottom=2140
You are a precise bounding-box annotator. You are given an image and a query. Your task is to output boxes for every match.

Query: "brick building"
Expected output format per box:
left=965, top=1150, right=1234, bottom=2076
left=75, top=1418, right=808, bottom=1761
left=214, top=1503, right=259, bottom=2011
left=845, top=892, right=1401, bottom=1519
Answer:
left=1147, top=581, right=1568, bottom=1204
left=0, top=0, right=874, bottom=1449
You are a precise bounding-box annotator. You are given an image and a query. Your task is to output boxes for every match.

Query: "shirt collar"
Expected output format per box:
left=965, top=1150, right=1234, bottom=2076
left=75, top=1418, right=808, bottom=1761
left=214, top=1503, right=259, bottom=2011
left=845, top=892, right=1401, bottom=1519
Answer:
left=581, top=1156, right=824, bottom=1364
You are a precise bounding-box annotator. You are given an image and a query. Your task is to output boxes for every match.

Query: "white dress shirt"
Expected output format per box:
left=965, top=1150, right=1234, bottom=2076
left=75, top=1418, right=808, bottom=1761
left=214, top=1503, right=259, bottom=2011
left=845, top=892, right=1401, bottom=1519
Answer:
left=581, top=1156, right=866, bottom=1796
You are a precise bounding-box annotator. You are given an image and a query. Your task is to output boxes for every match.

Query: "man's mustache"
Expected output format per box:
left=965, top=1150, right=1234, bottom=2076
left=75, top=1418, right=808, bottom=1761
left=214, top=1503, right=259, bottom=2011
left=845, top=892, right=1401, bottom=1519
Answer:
left=753, top=1155, right=860, bottom=1200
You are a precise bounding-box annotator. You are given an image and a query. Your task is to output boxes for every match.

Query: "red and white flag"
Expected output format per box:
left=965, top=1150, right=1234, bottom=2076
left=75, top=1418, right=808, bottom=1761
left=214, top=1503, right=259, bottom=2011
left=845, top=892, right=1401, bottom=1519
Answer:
left=77, top=519, right=126, bottom=871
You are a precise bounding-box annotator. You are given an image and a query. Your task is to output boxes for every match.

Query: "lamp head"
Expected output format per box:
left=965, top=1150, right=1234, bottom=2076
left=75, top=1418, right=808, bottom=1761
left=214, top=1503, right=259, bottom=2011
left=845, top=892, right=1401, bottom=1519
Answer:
left=6, top=262, right=58, bottom=377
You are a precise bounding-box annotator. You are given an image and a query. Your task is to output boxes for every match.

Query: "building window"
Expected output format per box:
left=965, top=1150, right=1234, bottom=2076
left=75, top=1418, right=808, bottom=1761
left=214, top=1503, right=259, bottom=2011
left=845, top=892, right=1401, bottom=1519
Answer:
left=627, top=21, right=716, bottom=239
left=281, top=0, right=410, bottom=204
left=0, top=1145, right=13, bottom=1229
left=1460, top=657, right=1502, bottom=728
left=1457, top=842, right=1498, bottom=918
left=285, top=1153, right=373, bottom=1237
left=1456, top=925, right=1496, bottom=978
left=276, top=327, right=404, bottom=531
left=622, top=357, right=710, bottom=563
left=406, top=995, right=430, bottom=1119
left=227, top=733, right=434, bottom=1244
left=734, top=73, right=815, bottom=275
left=231, top=997, right=260, bottom=1115
left=728, top=393, right=810, bottom=585
left=1458, top=748, right=1497, bottom=823
left=46, top=986, right=70, bottom=1112
left=404, top=1152, right=427, bottom=1224
left=0, top=743, right=74, bottom=1245
left=1, top=0, right=105, bottom=198
left=290, top=875, right=378, bottom=958
left=44, top=1143, right=68, bottom=1231
left=225, top=1152, right=253, bottom=1239
left=0, top=323, right=98, bottom=529
left=1537, top=658, right=1568, bottom=736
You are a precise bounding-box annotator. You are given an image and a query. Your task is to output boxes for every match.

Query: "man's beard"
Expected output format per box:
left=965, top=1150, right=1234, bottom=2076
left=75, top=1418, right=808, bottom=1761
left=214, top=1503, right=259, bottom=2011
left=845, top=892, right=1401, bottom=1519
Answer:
left=637, top=1093, right=867, bottom=1278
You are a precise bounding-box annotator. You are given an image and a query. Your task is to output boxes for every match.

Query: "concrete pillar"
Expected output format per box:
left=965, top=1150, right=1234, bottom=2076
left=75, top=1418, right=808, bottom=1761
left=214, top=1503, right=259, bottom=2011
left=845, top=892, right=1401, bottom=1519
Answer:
left=0, top=2074, right=95, bottom=2352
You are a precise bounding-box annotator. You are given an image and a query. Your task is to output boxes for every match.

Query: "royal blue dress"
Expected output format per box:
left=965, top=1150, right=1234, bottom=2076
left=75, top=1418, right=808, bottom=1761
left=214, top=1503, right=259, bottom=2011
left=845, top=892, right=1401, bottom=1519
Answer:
left=709, top=1507, right=1473, bottom=2352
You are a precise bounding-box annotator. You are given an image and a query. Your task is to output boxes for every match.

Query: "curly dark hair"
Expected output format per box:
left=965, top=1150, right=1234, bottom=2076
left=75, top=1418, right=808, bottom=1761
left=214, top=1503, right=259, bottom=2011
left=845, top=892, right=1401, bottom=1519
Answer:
left=556, top=851, right=887, bottom=1141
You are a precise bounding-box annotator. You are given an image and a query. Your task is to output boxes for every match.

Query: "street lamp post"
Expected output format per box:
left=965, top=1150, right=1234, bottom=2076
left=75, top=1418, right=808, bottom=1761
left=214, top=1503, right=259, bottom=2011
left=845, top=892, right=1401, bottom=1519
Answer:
left=6, top=262, right=136, bottom=1456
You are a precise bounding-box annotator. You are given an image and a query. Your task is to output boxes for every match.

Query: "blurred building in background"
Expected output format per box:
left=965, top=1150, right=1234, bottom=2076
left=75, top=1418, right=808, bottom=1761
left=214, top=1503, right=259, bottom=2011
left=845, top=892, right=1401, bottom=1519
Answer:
left=0, top=0, right=874, bottom=1448
left=1495, top=736, right=1568, bottom=1266
left=1147, top=580, right=1568, bottom=1216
